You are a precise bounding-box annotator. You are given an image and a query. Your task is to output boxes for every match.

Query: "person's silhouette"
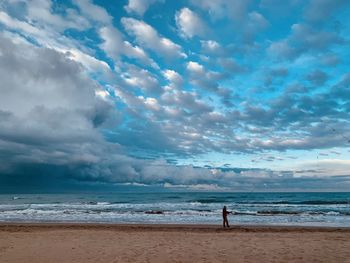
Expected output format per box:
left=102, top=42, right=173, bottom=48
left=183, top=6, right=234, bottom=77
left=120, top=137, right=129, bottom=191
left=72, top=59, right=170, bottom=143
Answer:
left=222, top=206, right=232, bottom=228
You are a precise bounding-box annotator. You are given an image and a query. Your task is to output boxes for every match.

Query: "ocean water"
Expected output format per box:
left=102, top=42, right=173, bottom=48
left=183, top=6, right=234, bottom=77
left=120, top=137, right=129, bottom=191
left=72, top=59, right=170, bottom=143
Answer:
left=0, top=192, right=349, bottom=227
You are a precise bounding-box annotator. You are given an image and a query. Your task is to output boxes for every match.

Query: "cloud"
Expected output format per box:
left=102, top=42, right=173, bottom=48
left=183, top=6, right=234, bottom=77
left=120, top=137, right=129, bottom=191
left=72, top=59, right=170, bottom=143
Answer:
left=1, top=0, right=350, bottom=192
left=187, top=61, right=204, bottom=75
left=99, top=26, right=157, bottom=69
left=114, top=62, right=350, bottom=156
left=306, top=70, right=328, bottom=86
left=268, top=40, right=298, bottom=60
left=0, top=35, right=122, bottom=183
left=0, top=9, right=111, bottom=78
left=0, top=34, right=220, bottom=189
left=321, top=54, right=341, bottom=66
left=298, top=159, right=350, bottom=177
left=124, top=0, right=162, bottom=16
left=218, top=58, right=246, bottom=73
left=160, top=89, right=213, bottom=115
left=73, top=0, right=112, bottom=24
left=264, top=67, right=289, bottom=86
left=236, top=81, right=350, bottom=151
left=0, top=11, right=46, bottom=38
left=244, top=11, right=269, bottom=42
left=270, top=67, right=288, bottom=77
left=190, top=0, right=251, bottom=21
left=260, top=0, right=303, bottom=15
left=65, top=49, right=111, bottom=75
left=121, top=17, right=186, bottom=59
left=304, top=0, right=348, bottom=23
left=268, top=23, right=345, bottom=60
left=162, top=69, right=183, bottom=88
left=186, top=61, right=225, bottom=90
left=120, top=64, right=161, bottom=94
left=189, top=1, right=267, bottom=44
left=175, top=7, right=208, bottom=38
left=25, top=0, right=89, bottom=31
left=200, top=40, right=221, bottom=54
left=290, top=24, right=344, bottom=50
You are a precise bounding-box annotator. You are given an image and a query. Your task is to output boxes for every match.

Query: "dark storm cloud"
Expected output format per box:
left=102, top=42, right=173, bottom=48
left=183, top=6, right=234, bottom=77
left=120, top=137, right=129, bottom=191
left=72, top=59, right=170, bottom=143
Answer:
left=0, top=36, right=114, bottom=141
left=0, top=35, right=120, bottom=188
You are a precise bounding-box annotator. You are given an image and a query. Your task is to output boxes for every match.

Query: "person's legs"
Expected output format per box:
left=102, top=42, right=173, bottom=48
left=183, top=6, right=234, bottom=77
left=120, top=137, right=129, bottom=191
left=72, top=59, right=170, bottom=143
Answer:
left=223, top=217, right=229, bottom=228
left=223, top=217, right=226, bottom=228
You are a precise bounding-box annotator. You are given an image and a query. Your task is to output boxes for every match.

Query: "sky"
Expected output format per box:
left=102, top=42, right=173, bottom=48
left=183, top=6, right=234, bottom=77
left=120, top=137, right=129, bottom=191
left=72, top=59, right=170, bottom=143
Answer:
left=0, top=0, right=350, bottom=192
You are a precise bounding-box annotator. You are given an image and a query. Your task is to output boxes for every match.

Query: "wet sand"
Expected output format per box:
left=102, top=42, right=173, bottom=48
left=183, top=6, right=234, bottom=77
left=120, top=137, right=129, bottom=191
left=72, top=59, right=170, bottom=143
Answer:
left=0, top=223, right=350, bottom=263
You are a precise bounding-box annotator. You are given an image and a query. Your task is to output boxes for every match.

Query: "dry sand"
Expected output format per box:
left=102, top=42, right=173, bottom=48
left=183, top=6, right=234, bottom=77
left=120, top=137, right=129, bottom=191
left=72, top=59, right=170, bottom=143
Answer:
left=0, top=224, right=350, bottom=263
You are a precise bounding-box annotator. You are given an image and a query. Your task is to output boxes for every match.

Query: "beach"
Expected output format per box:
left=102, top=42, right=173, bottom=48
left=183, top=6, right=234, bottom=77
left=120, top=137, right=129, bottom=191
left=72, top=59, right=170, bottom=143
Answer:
left=1, top=224, right=349, bottom=263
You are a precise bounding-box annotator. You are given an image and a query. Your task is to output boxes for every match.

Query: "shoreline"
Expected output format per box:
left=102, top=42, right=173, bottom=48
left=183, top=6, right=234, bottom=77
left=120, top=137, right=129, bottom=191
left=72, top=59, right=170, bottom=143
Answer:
left=1, top=222, right=350, bottom=232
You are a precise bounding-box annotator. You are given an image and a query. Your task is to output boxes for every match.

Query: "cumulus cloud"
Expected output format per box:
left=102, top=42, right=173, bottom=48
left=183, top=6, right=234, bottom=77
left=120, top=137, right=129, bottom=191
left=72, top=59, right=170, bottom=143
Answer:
left=187, top=61, right=205, bottom=75
left=121, top=64, right=161, bottom=94
left=218, top=58, right=246, bottom=74
left=124, top=0, right=162, bottom=16
left=186, top=61, right=225, bottom=90
left=268, top=40, right=298, bottom=60
left=243, top=11, right=269, bottom=43
left=190, top=0, right=250, bottom=21
left=306, top=70, right=328, bottom=86
left=190, top=1, right=268, bottom=44
left=175, top=7, right=208, bottom=38
left=0, top=34, right=224, bottom=189
left=25, top=0, right=89, bottom=31
left=259, top=0, right=302, bottom=15
left=162, top=69, right=183, bottom=88
left=291, top=24, right=344, bottom=50
left=65, top=49, right=111, bottom=75
left=121, top=17, right=186, bottom=59
left=321, top=54, right=340, bottom=66
left=73, top=0, right=112, bottom=24
left=99, top=26, right=157, bottom=69
left=0, top=35, right=117, bottom=176
left=264, top=67, right=289, bottom=86
left=268, top=23, right=345, bottom=60
left=270, top=67, right=288, bottom=77
left=0, top=6, right=112, bottom=78
left=0, top=11, right=44, bottom=38
left=201, top=40, right=221, bottom=54
left=304, top=0, right=348, bottom=23
left=160, top=89, right=213, bottom=115
left=236, top=76, right=350, bottom=151
left=0, top=35, right=114, bottom=130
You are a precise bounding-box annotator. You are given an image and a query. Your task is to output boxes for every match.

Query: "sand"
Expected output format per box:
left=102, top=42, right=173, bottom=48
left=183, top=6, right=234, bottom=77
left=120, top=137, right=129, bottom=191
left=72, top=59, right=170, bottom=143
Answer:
left=0, top=224, right=350, bottom=263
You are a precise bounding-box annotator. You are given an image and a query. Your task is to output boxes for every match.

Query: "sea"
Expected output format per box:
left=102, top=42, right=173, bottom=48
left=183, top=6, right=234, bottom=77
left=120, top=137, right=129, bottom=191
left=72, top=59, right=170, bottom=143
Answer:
left=0, top=192, right=349, bottom=227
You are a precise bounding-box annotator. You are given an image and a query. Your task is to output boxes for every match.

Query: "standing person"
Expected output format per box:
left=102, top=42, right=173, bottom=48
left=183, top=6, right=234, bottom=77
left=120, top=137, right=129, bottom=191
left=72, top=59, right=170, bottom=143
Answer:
left=222, top=206, right=232, bottom=228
